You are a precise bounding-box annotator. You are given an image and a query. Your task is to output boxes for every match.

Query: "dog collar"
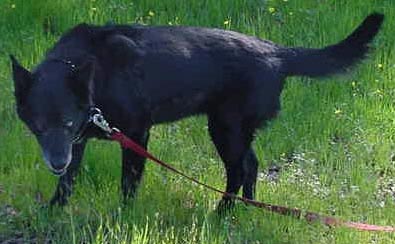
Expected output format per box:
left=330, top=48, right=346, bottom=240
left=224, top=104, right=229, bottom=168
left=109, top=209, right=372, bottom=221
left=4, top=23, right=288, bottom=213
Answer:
left=71, top=107, right=100, bottom=143
left=47, top=58, right=78, bottom=73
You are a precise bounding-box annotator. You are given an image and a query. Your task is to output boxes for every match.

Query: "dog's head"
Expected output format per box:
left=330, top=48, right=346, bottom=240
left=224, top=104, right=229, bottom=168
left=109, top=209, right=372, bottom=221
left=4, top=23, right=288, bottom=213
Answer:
left=10, top=55, right=95, bottom=175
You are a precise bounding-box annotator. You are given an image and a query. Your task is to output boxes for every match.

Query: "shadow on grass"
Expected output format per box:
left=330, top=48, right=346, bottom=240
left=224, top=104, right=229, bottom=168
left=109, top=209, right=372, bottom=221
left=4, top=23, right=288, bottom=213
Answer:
left=1, top=197, right=327, bottom=244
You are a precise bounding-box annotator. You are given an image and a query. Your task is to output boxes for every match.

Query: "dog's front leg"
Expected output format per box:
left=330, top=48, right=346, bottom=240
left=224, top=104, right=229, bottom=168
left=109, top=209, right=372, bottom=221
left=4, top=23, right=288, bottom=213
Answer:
left=50, top=141, right=86, bottom=206
left=121, top=130, right=149, bottom=201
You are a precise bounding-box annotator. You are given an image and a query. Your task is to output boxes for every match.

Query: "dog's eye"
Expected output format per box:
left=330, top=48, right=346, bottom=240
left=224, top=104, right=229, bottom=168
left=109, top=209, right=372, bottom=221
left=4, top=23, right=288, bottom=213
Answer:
left=65, top=121, right=73, bottom=128
left=35, top=127, right=45, bottom=136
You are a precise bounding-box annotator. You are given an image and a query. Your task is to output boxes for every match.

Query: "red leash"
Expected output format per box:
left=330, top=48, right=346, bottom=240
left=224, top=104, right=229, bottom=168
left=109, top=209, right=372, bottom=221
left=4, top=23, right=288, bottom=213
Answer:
left=110, top=131, right=395, bottom=232
left=91, top=110, right=395, bottom=232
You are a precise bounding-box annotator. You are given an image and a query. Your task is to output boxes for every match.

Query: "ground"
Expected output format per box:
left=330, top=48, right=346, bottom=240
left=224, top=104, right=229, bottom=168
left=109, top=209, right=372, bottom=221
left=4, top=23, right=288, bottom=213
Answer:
left=0, top=0, right=394, bottom=243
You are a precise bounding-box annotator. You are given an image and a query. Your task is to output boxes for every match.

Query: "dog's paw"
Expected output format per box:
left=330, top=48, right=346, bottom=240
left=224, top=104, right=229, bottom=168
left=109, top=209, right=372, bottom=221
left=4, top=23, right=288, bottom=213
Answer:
left=215, top=198, right=236, bottom=216
left=49, top=194, right=68, bottom=207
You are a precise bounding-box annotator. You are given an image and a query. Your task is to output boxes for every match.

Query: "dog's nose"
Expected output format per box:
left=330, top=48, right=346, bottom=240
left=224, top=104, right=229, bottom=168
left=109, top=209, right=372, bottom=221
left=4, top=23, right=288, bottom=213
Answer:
left=42, top=149, right=72, bottom=174
left=39, top=129, right=73, bottom=174
left=43, top=153, right=71, bottom=173
left=45, top=151, right=72, bottom=171
left=51, top=161, right=68, bottom=171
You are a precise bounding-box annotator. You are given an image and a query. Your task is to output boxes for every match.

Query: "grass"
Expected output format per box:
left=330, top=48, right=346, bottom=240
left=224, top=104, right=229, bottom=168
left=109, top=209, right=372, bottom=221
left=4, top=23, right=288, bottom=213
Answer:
left=0, top=0, right=395, bottom=243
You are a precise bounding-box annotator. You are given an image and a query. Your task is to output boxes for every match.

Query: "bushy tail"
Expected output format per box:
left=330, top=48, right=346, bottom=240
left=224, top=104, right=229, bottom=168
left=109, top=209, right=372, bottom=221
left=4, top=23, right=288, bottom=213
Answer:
left=282, top=13, right=384, bottom=77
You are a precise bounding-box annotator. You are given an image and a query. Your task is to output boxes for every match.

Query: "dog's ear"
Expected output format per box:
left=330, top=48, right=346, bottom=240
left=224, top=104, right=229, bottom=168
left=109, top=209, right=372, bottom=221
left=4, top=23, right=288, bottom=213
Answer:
left=68, top=58, right=95, bottom=105
left=10, top=55, right=33, bottom=106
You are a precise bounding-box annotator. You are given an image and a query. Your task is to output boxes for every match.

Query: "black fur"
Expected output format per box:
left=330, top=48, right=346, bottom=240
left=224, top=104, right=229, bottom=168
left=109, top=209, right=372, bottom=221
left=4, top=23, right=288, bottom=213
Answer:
left=283, top=14, right=384, bottom=77
left=11, top=13, right=384, bottom=207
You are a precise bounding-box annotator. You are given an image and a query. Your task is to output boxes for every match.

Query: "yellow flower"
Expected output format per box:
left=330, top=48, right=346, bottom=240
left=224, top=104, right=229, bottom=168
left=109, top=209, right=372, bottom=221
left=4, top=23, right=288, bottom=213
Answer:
left=377, top=63, right=383, bottom=69
left=334, top=108, right=342, bottom=115
left=224, top=20, right=230, bottom=25
left=148, top=10, right=155, bottom=17
left=269, top=7, right=276, bottom=13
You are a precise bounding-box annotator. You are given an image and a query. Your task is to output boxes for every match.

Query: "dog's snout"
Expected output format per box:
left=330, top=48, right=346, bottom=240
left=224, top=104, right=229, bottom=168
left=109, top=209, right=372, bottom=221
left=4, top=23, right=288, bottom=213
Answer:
left=43, top=150, right=72, bottom=173
left=51, top=159, right=68, bottom=171
left=39, top=129, right=73, bottom=174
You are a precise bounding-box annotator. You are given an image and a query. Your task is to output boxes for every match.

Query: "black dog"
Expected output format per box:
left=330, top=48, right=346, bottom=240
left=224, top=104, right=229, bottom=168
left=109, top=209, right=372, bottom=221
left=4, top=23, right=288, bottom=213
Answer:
left=11, top=13, right=383, bottom=207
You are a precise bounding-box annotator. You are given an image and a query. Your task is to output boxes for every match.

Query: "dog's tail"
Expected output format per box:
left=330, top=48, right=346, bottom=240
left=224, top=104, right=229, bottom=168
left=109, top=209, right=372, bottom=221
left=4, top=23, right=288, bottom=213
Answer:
left=281, top=13, right=384, bottom=77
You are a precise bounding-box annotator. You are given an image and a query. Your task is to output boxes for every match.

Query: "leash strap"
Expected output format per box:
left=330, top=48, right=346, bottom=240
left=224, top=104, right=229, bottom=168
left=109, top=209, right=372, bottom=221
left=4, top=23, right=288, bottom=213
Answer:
left=91, top=109, right=395, bottom=232
left=110, top=131, right=395, bottom=232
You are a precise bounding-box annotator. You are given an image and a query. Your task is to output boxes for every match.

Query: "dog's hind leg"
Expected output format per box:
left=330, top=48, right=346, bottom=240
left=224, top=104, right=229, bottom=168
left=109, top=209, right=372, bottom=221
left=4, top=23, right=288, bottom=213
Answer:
left=121, top=129, right=150, bottom=201
left=242, top=148, right=258, bottom=200
left=208, top=111, right=255, bottom=211
left=50, top=141, right=86, bottom=206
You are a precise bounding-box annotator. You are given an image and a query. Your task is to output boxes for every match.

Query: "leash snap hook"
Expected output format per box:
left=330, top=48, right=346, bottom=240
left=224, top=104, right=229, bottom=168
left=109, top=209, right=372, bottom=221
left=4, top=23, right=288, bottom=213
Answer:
left=92, top=113, right=113, bottom=134
left=90, top=107, right=119, bottom=136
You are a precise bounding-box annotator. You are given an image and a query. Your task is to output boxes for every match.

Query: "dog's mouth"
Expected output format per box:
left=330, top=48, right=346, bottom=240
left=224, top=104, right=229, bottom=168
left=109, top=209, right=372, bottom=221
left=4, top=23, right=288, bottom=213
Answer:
left=51, top=167, right=67, bottom=176
left=42, top=147, right=72, bottom=177
left=44, top=158, right=70, bottom=177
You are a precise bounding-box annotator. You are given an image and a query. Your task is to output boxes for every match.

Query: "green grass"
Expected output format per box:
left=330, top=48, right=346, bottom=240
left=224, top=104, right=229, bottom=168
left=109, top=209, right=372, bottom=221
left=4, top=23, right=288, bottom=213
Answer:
left=1, top=0, right=395, bottom=243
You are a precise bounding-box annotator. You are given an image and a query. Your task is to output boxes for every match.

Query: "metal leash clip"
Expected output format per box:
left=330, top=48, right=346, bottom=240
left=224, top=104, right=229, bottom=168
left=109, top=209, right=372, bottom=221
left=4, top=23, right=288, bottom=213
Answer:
left=90, top=107, right=119, bottom=136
